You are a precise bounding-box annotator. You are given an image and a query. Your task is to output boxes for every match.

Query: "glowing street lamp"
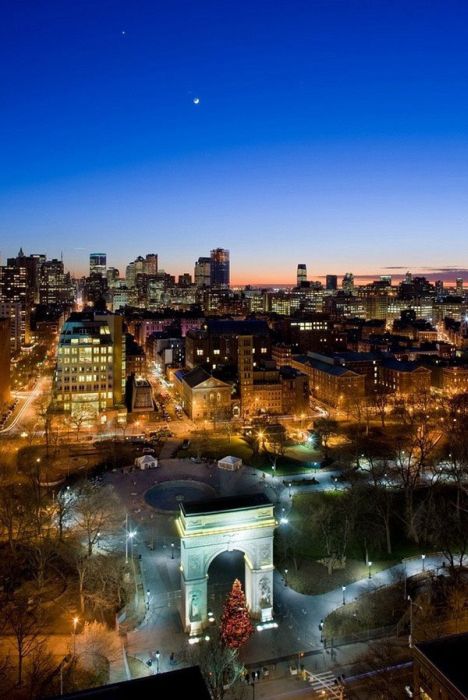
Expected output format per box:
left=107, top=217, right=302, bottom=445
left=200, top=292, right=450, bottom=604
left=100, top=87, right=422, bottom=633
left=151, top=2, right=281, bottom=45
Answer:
left=72, top=616, right=79, bottom=657
left=342, top=585, right=346, bottom=605
left=368, top=561, right=373, bottom=579
left=155, top=650, right=160, bottom=673
left=171, top=542, right=175, bottom=559
left=421, top=554, right=426, bottom=572
left=284, top=568, right=288, bottom=586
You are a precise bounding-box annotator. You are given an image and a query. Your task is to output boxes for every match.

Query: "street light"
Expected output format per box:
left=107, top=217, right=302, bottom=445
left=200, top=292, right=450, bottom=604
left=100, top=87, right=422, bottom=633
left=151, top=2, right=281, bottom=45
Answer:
left=249, top=670, right=260, bottom=699
left=342, top=585, right=346, bottom=605
left=407, top=596, right=422, bottom=648
left=421, top=554, right=426, bottom=572
left=155, top=650, right=160, bottom=673
left=171, top=542, right=175, bottom=559
left=284, top=568, right=288, bottom=586
left=288, top=482, right=292, bottom=498
left=72, top=616, right=79, bottom=657
left=368, top=561, right=373, bottom=579
left=126, top=530, right=136, bottom=564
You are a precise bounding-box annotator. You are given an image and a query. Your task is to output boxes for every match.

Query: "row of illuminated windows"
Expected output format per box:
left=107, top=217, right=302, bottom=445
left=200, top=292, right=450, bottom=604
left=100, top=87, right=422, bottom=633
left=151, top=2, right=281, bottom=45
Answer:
left=60, top=374, right=111, bottom=383
left=59, top=346, right=111, bottom=355
left=57, top=391, right=113, bottom=401
left=62, top=402, right=108, bottom=410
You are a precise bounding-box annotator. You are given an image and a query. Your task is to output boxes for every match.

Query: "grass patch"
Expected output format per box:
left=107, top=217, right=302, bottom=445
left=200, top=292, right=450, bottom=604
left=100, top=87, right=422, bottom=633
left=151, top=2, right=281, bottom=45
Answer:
left=324, top=581, right=406, bottom=638
left=126, top=656, right=151, bottom=679
left=179, top=435, right=312, bottom=475
left=285, top=558, right=397, bottom=596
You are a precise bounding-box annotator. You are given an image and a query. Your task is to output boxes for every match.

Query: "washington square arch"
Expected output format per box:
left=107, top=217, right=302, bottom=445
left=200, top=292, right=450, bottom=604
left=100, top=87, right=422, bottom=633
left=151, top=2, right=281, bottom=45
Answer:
left=177, top=493, right=276, bottom=636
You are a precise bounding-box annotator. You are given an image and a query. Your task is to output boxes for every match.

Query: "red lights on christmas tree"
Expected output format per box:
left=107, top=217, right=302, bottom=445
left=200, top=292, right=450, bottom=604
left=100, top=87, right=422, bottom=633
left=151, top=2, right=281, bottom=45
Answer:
left=220, top=579, right=254, bottom=649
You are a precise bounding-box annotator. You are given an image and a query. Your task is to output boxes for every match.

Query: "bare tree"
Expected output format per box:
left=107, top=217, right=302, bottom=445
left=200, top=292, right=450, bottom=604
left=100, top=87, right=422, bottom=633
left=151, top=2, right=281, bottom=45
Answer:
left=314, top=418, right=338, bottom=458
left=189, top=631, right=244, bottom=700
left=73, top=482, right=122, bottom=556
left=1, top=594, right=44, bottom=687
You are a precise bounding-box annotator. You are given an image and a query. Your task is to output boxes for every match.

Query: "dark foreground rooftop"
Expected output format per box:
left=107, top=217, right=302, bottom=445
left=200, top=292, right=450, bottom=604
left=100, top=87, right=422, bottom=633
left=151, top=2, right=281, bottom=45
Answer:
left=51, top=666, right=211, bottom=700
left=415, top=633, right=468, bottom=697
left=182, top=492, right=273, bottom=516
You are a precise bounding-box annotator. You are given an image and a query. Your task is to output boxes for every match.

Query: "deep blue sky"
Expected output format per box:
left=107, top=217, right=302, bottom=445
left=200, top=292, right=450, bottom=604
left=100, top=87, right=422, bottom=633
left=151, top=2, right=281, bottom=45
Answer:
left=1, top=0, right=467, bottom=282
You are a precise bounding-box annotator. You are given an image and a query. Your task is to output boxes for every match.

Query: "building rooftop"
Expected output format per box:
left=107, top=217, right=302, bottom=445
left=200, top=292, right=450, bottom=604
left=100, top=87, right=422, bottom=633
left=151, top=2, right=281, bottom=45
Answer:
left=52, top=667, right=211, bottom=700
left=293, top=355, right=359, bottom=377
left=333, top=351, right=380, bottom=362
left=415, top=633, right=468, bottom=697
left=176, top=366, right=214, bottom=388
left=382, top=358, right=430, bottom=372
left=181, top=492, right=272, bottom=516
left=205, top=319, right=269, bottom=336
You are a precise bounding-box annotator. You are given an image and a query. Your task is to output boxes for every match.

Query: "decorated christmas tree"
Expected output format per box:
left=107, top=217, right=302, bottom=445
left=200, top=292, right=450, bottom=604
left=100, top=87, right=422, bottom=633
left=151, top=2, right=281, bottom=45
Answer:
left=220, top=579, right=254, bottom=649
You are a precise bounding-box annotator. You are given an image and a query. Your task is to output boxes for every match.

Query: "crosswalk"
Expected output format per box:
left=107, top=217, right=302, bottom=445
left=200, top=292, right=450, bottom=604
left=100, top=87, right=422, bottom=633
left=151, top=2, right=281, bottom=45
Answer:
left=305, top=670, right=346, bottom=698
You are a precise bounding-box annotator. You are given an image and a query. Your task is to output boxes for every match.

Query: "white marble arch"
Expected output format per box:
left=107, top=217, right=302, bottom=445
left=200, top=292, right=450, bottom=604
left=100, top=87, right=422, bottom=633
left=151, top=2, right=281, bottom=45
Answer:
left=177, top=493, right=276, bottom=636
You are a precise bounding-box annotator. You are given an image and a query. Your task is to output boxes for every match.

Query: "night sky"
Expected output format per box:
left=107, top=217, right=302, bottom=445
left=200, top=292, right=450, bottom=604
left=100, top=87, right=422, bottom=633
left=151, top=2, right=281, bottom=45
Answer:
left=1, top=0, right=467, bottom=283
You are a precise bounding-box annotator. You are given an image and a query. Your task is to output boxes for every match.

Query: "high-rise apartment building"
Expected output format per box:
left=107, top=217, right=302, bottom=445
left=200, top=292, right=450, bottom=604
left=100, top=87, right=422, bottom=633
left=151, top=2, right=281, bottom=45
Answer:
left=456, top=277, right=464, bottom=294
left=210, top=248, right=230, bottom=288
left=297, top=264, right=307, bottom=287
left=89, top=253, right=107, bottom=277
left=0, top=317, right=11, bottom=409
left=39, top=259, right=74, bottom=306
left=194, top=257, right=211, bottom=287
left=53, top=311, right=125, bottom=414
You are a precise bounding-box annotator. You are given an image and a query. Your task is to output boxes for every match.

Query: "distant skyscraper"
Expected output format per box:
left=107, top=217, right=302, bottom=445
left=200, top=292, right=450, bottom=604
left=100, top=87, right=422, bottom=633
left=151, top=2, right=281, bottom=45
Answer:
left=342, top=272, right=354, bottom=293
left=210, top=248, right=230, bottom=288
left=435, top=280, right=444, bottom=297
left=194, top=257, right=211, bottom=287
left=297, top=264, right=307, bottom=287
left=456, top=277, right=463, bottom=294
left=89, top=253, right=107, bottom=277
left=326, top=274, right=338, bottom=291
left=144, top=254, right=158, bottom=275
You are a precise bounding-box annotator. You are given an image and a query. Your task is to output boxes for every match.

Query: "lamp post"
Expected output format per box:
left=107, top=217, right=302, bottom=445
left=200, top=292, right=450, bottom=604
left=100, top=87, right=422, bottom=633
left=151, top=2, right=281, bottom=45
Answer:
left=284, top=569, right=288, bottom=586
left=319, top=619, right=324, bottom=643
left=288, top=482, right=292, bottom=498
left=171, top=543, right=175, bottom=560
left=72, top=617, right=79, bottom=657
left=250, top=670, right=260, bottom=699
left=368, top=561, right=372, bottom=579
left=421, top=554, right=426, bottom=572
left=126, top=529, right=136, bottom=563
left=155, top=650, right=160, bottom=673
left=342, top=585, right=346, bottom=605
left=408, top=596, right=414, bottom=648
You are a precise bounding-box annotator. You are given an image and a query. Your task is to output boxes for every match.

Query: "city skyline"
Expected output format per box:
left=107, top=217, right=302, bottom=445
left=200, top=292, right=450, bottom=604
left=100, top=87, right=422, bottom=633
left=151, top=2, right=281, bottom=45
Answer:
left=1, top=244, right=468, bottom=287
left=1, top=0, right=468, bottom=282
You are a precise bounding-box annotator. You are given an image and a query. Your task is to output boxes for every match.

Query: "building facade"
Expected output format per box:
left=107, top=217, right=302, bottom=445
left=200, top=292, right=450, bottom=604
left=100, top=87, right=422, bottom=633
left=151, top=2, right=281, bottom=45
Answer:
left=53, top=311, right=125, bottom=414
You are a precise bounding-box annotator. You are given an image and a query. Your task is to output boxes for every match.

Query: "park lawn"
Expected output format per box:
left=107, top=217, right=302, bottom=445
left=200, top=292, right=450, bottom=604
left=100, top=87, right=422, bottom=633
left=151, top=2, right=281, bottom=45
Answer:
left=323, top=581, right=407, bottom=639
left=17, top=442, right=142, bottom=480
left=127, top=656, right=151, bottom=679
left=285, top=558, right=397, bottom=596
left=178, top=435, right=311, bottom=475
